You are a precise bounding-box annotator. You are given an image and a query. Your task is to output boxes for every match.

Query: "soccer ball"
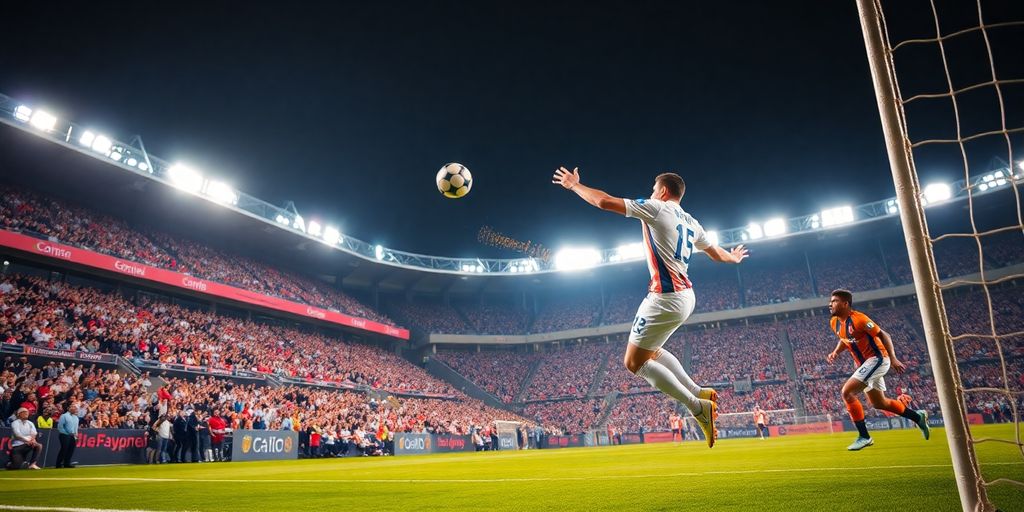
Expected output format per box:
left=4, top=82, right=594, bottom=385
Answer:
left=436, top=163, right=473, bottom=199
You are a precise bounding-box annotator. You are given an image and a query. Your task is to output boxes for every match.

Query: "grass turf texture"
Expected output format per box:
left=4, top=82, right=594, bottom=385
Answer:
left=0, top=425, right=1020, bottom=512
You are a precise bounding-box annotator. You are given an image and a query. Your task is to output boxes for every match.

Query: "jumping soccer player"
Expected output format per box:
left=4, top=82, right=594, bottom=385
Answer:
left=826, top=289, right=931, bottom=450
left=552, top=167, right=749, bottom=448
left=753, top=406, right=769, bottom=440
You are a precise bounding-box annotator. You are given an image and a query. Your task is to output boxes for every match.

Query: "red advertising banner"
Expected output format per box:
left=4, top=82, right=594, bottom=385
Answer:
left=0, top=230, right=408, bottom=340
left=769, top=421, right=844, bottom=437
left=641, top=432, right=675, bottom=444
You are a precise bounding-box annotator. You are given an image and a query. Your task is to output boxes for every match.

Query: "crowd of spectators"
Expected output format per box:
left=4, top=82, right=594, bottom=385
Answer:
left=811, top=252, right=891, bottom=297
left=0, top=274, right=452, bottom=394
left=0, top=186, right=394, bottom=327
left=741, top=259, right=813, bottom=306
left=689, top=323, right=787, bottom=384
left=530, top=296, right=601, bottom=333
left=386, top=300, right=472, bottom=336
left=605, top=392, right=676, bottom=432
left=0, top=356, right=532, bottom=465
left=526, top=344, right=612, bottom=400
left=458, top=303, right=530, bottom=335
left=523, top=398, right=603, bottom=434
left=434, top=350, right=539, bottom=403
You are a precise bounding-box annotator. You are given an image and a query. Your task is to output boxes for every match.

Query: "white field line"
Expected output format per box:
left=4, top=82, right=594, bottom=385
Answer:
left=0, top=506, right=195, bottom=512
left=0, top=462, right=1019, bottom=484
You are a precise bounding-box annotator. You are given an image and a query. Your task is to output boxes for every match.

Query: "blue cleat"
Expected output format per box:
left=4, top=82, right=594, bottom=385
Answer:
left=847, top=437, right=874, bottom=451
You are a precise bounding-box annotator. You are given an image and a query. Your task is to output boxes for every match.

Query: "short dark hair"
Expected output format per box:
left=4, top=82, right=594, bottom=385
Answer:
left=831, top=289, right=853, bottom=305
left=655, top=173, right=685, bottom=198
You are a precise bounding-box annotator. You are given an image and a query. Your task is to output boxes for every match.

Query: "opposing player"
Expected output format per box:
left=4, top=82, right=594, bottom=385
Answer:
left=552, top=167, right=748, bottom=448
left=753, top=406, right=769, bottom=440
left=825, top=289, right=930, bottom=450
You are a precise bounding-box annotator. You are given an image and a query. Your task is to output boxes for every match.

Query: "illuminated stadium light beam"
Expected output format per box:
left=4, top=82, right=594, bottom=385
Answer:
left=744, top=222, right=764, bottom=241
left=375, top=244, right=384, bottom=260
left=763, top=218, right=787, bottom=237
left=79, top=130, right=96, bottom=147
left=610, top=242, right=644, bottom=263
left=13, top=105, right=32, bottom=122
left=29, top=110, right=57, bottom=131
left=705, top=230, right=719, bottom=247
left=275, top=214, right=290, bottom=225
left=554, top=247, right=601, bottom=271
left=323, top=226, right=341, bottom=245
left=885, top=199, right=899, bottom=214
left=137, top=162, right=150, bottom=172
left=922, top=182, right=952, bottom=205
left=293, top=215, right=305, bottom=232
left=91, top=134, right=113, bottom=155
left=307, top=220, right=322, bottom=237
left=167, top=164, right=204, bottom=193
left=205, top=180, right=239, bottom=205
left=108, top=149, right=123, bottom=162
left=126, top=157, right=138, bottom=167
left=809, top=214, right=821, bottom=229
left=820, top=206, right=854, bottom=228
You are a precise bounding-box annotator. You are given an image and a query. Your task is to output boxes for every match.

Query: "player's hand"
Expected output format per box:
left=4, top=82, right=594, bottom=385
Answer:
left=730, top=244, right=749, bottom=263
left=826, top=351, right=839, bottom=364
left=891, top=358, right=906, bottom=374
left=552, top=166, right=580, bottom=190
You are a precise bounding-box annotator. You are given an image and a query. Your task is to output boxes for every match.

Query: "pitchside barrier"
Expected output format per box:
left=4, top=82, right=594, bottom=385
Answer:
left=1, top=427, right=147, bottom=467
left=231, top=430, right=299, bottom=462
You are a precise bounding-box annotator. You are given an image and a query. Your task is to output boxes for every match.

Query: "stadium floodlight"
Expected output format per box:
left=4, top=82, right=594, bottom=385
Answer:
left=292, top=215, right=305, bottom=232
left=922, top=182, right=952, bottom=205
left=554, top=247, right=601, bottom=271
left=323, top=226, right=341, bottom=245
left=108, top=150, right=123, bottom=162
left=705, top=230, right=719, bottom=247
left=126, top=157, right=138, bottom=167
left=744, top=222, right=763, bottom=240
left=612, top=242, right=644, bottom=262
left=375, top=244, right=384, bottom=260
left=821, top=206, right=854, bottom=228
left=205, top=180, right=239, bottom=205
left=275, top=214, right=290, bottom=225
left=29, top=110, right=57, bottom=131
left=167, top=164, right=204, bottom=193
left=307, top=220, right=322, bottom=237
left=763, top=218, right=787, bottom=237
left=885, top=199, right=899, bottom=214
left=809, top=214, right=821, bottom=229
left=138, top=162, right=150, bottom=172
left=13, top=105, right=32, bottom=122
left=91, top=135, right=113, bottom=155
left=79, top=130, right=96, bottom=147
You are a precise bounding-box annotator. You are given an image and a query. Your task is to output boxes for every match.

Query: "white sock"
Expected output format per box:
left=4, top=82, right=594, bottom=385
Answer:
left=656, top=349, right=701, bottom=396
left=635, top=358, right=701, bottom=413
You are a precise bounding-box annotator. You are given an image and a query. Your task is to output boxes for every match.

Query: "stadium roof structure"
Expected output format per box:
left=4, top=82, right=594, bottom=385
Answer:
left=1, top=92, right=1022, bottom=297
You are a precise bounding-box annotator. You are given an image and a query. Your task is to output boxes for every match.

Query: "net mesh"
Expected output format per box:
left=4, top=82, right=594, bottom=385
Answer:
left=875, top=0, right=1024, bottom=498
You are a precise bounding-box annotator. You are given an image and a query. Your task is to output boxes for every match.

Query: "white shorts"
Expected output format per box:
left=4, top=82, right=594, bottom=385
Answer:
left=851, top=356, right=890, bottom=392
left=627, top=289, right=696, bottom=351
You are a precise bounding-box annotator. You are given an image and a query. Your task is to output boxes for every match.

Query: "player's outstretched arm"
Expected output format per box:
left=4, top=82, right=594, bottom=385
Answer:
left=552, top=166, right=626, bottom=215
left=703, top=244, right=748, bottom=264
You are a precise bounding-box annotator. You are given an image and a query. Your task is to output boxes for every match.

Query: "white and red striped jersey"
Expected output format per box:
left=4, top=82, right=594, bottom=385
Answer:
left=625, top=198, right=711, bottom=294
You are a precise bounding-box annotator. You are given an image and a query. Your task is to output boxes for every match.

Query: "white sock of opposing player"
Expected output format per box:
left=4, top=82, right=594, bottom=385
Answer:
left=655, top=349, right=701, bottom=396
left=635, top=358, right=701, bottom=413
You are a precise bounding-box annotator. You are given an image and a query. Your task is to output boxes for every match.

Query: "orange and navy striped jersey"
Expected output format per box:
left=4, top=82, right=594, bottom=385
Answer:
left=830, top=310, right=888, bottom=365
left=624, top=198, right=711, bottom=294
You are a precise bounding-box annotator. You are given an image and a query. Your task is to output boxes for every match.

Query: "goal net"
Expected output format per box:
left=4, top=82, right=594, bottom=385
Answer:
left=856, top=1, right=1023, bottom=510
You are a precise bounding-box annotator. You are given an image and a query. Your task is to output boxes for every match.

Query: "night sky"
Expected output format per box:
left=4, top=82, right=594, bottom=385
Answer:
left=2, top=1, right=1021, bottom=257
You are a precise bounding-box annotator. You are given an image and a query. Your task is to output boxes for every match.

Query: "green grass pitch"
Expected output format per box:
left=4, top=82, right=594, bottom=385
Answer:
left=0, top=425, right=1020, bottom=512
